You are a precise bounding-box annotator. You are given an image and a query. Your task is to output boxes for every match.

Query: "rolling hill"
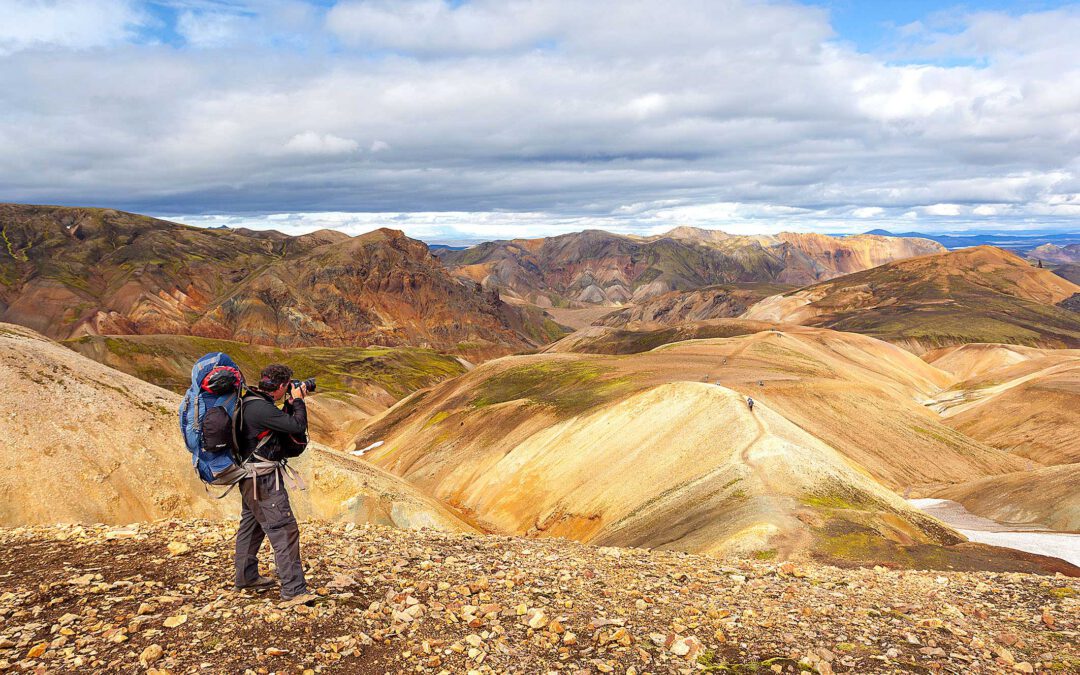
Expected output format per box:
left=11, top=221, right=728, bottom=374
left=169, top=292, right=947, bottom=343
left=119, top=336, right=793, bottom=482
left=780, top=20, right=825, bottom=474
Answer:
left=437, top=228, right=942, bottom=307
left=923, top=343, right=1080, bottom=466
left=742, top=246, right=1080, bottom=353
left=934, top=464, right=1080, bottom=532
left=354, top=324, right=1033, bottom=565
left=0, top=322, right=471, bottom=531
left=0, top=204, right=562, bottom=356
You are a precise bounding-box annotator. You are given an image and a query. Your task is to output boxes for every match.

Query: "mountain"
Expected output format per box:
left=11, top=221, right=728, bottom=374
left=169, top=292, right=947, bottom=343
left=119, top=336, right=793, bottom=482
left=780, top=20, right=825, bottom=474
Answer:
left=0, top=204, right=562, bottom=356
left=923, top=343, right=1080, bottom=466
left=594, top=283, right=793, bottom=328
left=865, top=229, right=1080, bottom=253
left=0, top=322, right=471, bottom=530
left=742, top=246, right=1080, bottom=353
left=435, top=228, right=942, bottom=307
left=354, top=324, right=1033, bottom=565
left=1029, top=243, right=1080, bottom=265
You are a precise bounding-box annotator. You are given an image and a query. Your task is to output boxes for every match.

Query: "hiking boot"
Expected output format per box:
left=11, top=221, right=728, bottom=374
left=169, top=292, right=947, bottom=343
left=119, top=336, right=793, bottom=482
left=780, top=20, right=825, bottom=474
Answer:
left=234, top=576, right=276, bottom=592
left=279, top=592, right=318, bottom=607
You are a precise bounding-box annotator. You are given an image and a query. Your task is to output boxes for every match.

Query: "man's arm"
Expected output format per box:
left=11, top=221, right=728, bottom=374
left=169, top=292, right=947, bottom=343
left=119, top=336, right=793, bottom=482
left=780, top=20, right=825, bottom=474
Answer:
left=253, top=399, right=308, bottom=435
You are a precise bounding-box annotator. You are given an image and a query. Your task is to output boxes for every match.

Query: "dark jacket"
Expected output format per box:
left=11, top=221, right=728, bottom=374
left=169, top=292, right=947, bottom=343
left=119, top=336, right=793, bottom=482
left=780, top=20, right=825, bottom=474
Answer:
left=240, top=389, right=308, bottom=462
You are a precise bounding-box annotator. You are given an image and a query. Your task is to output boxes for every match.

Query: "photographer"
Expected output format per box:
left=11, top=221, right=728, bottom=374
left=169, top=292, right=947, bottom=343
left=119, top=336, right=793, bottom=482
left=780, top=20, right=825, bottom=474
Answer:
left=233, top=364, right=315, bottom=605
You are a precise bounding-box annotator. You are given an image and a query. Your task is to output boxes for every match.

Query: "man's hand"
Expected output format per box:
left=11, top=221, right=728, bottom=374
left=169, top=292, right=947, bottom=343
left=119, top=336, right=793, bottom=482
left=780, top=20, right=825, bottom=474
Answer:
left=288, top=382, right=306, bottom=401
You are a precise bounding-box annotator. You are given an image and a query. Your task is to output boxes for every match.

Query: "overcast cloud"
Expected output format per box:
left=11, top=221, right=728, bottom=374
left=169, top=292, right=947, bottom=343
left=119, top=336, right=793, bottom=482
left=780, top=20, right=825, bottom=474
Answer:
left=0, top=0, right=1078, bottom=240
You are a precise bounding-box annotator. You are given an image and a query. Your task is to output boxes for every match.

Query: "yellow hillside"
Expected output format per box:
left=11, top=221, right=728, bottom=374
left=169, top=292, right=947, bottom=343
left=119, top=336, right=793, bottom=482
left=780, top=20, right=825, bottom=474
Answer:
left=0, top=323, right=471, bottom=531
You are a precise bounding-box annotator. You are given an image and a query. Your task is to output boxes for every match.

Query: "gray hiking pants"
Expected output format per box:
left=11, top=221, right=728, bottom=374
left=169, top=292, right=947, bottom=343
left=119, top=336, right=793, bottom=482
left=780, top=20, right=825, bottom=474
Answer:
left=234, top=472, right=307, bottom=597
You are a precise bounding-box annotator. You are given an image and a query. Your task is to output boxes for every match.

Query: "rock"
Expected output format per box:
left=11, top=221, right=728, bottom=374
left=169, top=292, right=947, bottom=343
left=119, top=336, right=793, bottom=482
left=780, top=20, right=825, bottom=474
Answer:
left=163, top=614, right=188, bottom=628
left=670, top=636, right=701, bottom=658
left=139, top=644, right=163, bottom=666
left=527, top=609, right=549, bottom=629
left=26, top=642, right=47, bottom=659
left=167, top=541, right=190, bottom=556
left=265, top=647, right=289, bottom=655
left=1013, top=663, right=1034, bottom=673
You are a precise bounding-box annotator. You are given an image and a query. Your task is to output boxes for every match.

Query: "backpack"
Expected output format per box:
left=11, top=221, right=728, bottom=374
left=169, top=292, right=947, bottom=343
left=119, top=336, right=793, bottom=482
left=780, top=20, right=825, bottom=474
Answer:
left=179, top=352, right=248, bottom=486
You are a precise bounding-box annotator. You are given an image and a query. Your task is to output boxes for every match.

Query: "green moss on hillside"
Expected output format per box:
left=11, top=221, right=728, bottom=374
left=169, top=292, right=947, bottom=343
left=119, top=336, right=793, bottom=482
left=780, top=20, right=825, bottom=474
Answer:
left=65, top=334, right=467, bottom=398
left=470, top=360, right=638, bottom=416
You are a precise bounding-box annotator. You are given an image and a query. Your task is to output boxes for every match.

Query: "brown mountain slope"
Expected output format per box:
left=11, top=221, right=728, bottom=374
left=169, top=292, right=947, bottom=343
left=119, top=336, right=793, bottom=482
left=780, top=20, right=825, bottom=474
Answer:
left=1030, top=243, right=1080, bottom=265
left=743, top=246, right=1080, bottom=353
left=0, top=322, right=471, bottom=531
left=1053, top=263, right=1080, bottom=285
left=934, top=464, right=1080, bottom=532
left=595, top=283, right=793, bottom=328
left=924, top=344, right=1080, bottom=466
left=354, top=326, right=1027, bottom=562
left=0, top=203, right=557, bottom=355
left=437, top=228, right=942, bottom=307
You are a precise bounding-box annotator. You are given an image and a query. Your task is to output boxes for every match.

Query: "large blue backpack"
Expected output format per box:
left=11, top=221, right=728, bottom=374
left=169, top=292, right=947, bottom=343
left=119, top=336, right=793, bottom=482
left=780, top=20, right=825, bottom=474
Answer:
left=179, top=352, right=248, bottom=487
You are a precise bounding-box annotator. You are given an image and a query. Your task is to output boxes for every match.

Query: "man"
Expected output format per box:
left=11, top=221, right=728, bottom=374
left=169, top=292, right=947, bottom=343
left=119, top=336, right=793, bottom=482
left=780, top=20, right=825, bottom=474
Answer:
left=747, top=396, right=754, bottom=412
left=234, top=363, right=315, bottom=605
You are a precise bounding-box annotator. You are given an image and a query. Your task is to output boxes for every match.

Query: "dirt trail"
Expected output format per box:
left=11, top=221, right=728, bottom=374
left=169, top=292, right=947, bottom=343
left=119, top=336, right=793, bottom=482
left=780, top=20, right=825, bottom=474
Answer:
left=738, top=408, right=811, bottom=560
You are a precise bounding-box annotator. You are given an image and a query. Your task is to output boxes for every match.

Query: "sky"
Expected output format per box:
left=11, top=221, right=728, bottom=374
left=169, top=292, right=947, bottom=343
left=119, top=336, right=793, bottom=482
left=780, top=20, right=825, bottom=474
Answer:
left=1, top=0, right=1079, bottom=244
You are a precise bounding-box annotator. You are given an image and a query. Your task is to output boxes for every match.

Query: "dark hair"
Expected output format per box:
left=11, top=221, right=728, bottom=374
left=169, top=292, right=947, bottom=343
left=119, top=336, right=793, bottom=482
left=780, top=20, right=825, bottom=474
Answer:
left=258, top=364, right=293, bottom=392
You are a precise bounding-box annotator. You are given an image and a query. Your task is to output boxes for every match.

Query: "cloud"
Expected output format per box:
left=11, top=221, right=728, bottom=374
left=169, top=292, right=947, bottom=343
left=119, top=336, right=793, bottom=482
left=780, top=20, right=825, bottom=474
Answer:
left=0, top=0, right=144, bottom=54
left=924, top=203, right=962, bottom=216
left=176, top=9, right=250, bottom=48
left=852, top=207, right=885, bottom=218
left=283, top=131, right=360, bottom=156
left=0, top=1, right=1077, bottom=237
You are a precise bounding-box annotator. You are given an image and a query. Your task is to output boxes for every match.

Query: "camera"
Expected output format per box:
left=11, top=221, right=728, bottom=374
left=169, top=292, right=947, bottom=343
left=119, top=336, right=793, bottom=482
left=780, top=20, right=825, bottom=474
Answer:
left=290, top=378, right=317, bottom=393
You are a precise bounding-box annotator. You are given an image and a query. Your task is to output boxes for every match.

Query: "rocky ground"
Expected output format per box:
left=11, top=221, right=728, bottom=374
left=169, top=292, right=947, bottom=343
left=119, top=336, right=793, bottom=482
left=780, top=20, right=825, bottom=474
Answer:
left=0, top=521, right=1076, bottom=674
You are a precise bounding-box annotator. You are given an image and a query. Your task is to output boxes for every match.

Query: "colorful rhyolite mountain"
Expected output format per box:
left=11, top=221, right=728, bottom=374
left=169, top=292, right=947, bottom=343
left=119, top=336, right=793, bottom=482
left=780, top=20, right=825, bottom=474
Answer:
left=0, top=204, right=563, bottom=355
left=742, top=246, right=1080, bottom=353
left=435, top=227, right=943, bottom=307
left=1030, top=243, right=1080, bottom=265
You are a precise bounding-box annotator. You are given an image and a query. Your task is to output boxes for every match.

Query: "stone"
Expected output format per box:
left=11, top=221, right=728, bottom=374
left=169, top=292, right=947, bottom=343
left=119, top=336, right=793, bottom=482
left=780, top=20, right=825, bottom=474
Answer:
left=167, top=541, right=191, bottom=556
left=163, top=614, right=188, bottom=628
left=139, top=644, right=163, bottom=666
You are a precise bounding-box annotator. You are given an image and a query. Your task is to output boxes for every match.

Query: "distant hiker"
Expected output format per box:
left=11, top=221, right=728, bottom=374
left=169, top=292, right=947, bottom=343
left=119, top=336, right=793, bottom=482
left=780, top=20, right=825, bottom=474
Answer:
left=234, top=364, right=315, bottom=605
left=747, top=396, right=754, bottom=411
